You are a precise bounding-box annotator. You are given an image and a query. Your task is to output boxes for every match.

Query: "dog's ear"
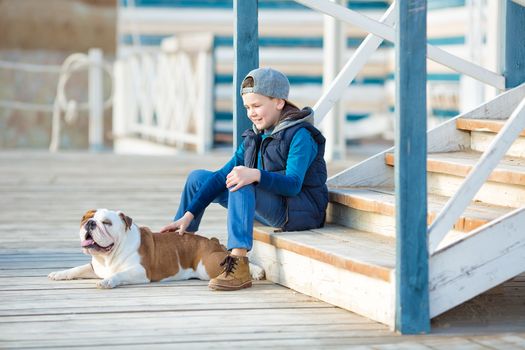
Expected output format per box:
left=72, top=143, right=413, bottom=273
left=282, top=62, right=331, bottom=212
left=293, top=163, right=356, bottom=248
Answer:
left=81, top=209, right=97, bottom=226
left=119, top=212, right=133, bottom=231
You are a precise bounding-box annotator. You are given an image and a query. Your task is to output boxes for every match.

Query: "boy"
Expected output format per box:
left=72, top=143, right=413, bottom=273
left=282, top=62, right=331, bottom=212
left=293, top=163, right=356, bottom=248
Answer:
left=160, top=67, right=328, bottom=291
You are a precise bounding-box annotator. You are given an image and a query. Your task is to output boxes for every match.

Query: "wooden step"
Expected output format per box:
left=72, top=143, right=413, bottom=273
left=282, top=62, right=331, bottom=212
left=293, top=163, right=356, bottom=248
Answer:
left=384, top=151, right=525, bottom=207
left=456, top=118, right=525, bottom=158
left=250, top=224, right=396, bottom=327
left=328, top=187, right=512, bottom=237
left=430, top=207, right=525, bottom=318
left=385, top=151, right=525, bottom=186
left=456, top=118, right=525, bottom=137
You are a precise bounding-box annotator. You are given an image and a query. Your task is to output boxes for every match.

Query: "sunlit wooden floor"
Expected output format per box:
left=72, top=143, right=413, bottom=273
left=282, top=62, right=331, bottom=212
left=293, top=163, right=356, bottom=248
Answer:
left=1, top=150, right=524, bottom=349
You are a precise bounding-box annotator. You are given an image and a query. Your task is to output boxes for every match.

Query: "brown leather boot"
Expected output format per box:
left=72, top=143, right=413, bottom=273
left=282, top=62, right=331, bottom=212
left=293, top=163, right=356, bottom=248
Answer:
left=208, top=255, right=252, bottom=291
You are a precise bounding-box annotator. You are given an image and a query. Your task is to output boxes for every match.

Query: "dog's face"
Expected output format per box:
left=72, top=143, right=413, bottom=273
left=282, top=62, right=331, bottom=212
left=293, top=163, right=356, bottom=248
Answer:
left=79, top=209, right=133, bottom=256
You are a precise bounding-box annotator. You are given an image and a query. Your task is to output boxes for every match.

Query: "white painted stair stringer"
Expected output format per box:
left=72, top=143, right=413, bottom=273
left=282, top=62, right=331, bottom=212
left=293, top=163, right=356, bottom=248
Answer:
left=251, top=239, right=396, bottom=328
left=327, top=83, right=525, bottom=188
left=429, top=207, right=525, bottom=318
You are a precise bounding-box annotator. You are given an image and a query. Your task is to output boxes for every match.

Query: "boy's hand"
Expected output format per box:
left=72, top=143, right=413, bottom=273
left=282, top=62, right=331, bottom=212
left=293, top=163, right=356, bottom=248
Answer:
left=159, top=212, right=194, bottom=235
left=226, top=166, right=261, bottom=192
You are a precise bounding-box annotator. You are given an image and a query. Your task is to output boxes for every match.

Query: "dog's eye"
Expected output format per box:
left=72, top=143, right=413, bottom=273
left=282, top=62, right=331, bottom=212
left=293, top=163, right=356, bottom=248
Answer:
left=102, top=220, right=112, bottom=226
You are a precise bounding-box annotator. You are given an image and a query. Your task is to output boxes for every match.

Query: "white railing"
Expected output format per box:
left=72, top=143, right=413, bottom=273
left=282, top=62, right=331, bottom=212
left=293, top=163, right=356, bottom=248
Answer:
left=428, top=87, right=525, bottom=253
left=295, top=0, right=506, bottom=128
left=294, top=0, right=524, bottom=255
left=113, top=33, right=214, bottom=154
left=0, top=49, right=112, bottom=151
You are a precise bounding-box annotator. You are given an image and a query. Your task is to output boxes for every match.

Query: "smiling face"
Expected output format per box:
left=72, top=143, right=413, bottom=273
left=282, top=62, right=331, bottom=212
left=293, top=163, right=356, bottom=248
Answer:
left=242, top=92, right=285, bottom=131
left=79, top=209, right=133, bottom=256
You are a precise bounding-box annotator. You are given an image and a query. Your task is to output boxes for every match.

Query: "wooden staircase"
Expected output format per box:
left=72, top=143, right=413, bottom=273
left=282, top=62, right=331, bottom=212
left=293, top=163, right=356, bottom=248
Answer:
left=249, top=83, right=525, bottom=329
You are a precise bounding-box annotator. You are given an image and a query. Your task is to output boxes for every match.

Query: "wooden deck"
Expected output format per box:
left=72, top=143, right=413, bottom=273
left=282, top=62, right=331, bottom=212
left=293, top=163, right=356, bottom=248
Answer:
left=1, top=150, right=525, bottom=349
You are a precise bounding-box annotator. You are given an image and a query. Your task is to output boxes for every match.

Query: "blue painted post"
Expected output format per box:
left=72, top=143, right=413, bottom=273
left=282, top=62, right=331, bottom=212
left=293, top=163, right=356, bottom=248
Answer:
left=395, top=0, right=430, bottom=334
left=505, top=0, right=525, bottom=89
left=233, top=0, right=259, bottom=149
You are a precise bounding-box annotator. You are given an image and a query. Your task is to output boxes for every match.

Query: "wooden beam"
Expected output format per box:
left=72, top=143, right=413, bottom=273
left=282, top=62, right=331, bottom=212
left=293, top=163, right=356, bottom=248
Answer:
left=233, top=0, right=259, bottom=149
left=505, top=0, right=525, bottom=88
left=395, top=0, right=430, bottom=334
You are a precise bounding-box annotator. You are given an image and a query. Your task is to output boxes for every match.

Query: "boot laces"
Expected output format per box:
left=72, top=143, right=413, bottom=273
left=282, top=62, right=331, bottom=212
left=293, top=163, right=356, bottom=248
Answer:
left=220, top=255, right=238, bottom=277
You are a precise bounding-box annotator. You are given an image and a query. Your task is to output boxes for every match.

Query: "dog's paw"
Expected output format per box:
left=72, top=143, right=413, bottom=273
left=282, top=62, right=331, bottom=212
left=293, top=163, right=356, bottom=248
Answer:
left=249, top=263, right=265, bottom=280
left=96, top=278, right=118, bottom=289
left=48, top=270, right=72, bottom=280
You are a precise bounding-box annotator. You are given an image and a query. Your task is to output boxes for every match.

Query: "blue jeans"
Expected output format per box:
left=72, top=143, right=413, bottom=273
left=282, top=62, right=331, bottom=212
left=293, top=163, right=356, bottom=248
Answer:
left=175, top=169, right=287, bottom=251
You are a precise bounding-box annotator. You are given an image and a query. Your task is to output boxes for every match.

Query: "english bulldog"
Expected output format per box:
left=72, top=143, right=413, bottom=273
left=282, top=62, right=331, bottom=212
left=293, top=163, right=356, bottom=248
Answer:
left=48, top=209, right=264, bottom=288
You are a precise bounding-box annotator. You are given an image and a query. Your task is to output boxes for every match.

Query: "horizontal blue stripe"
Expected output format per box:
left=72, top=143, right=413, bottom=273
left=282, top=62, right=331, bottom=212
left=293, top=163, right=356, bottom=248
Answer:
left=432, top=109, right=459, bottom=117
left=215, top=111, right=234, bottom=121
left=216, top=36, right=464, bottom=48
left=428, top=0, right=465, bottom=10
left=120, top=35, right=392, bottom=49
left=216, top=36, right=392, bottom=48
left=215, top=36, right=321, bottom=48
left=215, top=74, right=385, bottom=86
left=121, top=34, right=464, bottom=49
left=121, top=0, right=464, bottom=11
left=428, top=36, right=465, bottom=46
left=120, top=0, right=389, bottom=10
left=387, top=106, right=459, bottom=117
left=215, top=111, right=370, bottom=122
left=386, top=73, right=461, bottom=82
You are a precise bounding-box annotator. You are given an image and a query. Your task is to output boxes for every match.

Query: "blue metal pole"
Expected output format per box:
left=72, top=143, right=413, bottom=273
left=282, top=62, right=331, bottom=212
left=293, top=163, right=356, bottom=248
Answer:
left=505, top=0, right=525, bottom=89
left=233, top=0, right=259, bottom=150
left=395, top=0, right=430, bottom=334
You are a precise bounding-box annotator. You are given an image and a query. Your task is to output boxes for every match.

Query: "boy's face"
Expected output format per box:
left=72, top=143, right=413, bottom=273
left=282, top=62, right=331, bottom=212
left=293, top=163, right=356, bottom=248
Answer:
left=242, top=92, right=285, bottom=131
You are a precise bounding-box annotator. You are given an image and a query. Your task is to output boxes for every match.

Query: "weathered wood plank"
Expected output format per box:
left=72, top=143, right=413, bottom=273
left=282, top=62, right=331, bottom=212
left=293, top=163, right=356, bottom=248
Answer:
left=328, top=187, right=512, bottom=235
left=2, top=150, right=525, bottom=348
left=470, top=131, right=525, bottom=158
left=456, top=118, right=525, bottom=137
left=430, top=207, right=525, bottom=318
left=385, top=151, right=525, bottom=187
left=250, top=239, right=396, bottom=328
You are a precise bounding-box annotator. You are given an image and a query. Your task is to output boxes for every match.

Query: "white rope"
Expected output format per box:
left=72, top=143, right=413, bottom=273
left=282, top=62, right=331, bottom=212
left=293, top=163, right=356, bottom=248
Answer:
left=0, top=54, right=113, bottom=151
left=49, top=52, right=113, bottom=152
left=0, top=56, right=113, bottom=114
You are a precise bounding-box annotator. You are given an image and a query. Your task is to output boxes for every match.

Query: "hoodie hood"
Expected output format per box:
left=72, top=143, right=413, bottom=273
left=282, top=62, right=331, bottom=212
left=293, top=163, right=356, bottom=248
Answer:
left=252, top=103, right=315, bottom=135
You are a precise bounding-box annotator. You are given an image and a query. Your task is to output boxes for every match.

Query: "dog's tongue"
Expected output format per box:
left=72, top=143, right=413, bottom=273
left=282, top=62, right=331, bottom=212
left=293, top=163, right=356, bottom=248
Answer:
left=81, top=239, right=94, bottom=247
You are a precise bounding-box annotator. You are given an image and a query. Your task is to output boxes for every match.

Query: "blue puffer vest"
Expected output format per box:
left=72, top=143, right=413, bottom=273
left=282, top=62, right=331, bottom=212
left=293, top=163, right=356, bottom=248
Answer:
left=242, top=121, right=328, bottom=231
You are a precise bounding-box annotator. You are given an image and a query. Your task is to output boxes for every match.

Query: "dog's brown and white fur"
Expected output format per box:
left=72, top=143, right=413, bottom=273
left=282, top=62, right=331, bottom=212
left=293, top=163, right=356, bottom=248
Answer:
left=48, top=209, right=264, bottom=288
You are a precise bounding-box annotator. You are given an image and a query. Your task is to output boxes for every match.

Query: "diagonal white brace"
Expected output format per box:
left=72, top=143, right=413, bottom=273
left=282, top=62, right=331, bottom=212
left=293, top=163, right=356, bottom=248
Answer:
left=296, top=0, right=505, bottom=89
left=313, top=2, right=396, bottom=125
left=428, top=89, right=525, bottom=254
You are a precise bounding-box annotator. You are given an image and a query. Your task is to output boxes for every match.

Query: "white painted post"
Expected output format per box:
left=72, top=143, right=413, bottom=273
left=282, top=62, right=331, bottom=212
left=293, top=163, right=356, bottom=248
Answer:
left=112, top=60, right=128, bottom=141
left=89, top=48, right=104, bottom=152
left=460, top=0, right=485, bottom=112
left=197, top=49, right=214, bottom=154
left=321, top=0, right=346, bottom=161
left=485, top=0, right=505, bottom=100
